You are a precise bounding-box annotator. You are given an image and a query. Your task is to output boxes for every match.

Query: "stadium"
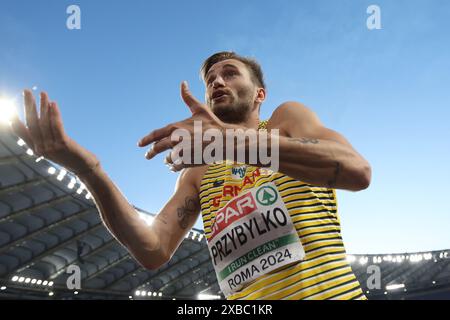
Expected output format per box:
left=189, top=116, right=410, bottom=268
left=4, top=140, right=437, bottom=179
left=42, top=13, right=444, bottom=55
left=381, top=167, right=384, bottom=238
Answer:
left=1, top=126, right=449, bottom=300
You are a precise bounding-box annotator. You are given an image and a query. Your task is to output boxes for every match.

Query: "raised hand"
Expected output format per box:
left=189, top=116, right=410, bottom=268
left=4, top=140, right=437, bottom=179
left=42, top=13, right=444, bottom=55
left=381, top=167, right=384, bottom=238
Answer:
left=10, top=90, right=100, bottom=176
left=138, top=81, right=238, bottom=171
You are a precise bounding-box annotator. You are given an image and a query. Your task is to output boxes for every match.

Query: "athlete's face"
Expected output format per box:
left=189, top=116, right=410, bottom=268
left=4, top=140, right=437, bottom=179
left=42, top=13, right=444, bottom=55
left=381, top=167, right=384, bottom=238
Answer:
left=204, top=59, right=262, bottom=124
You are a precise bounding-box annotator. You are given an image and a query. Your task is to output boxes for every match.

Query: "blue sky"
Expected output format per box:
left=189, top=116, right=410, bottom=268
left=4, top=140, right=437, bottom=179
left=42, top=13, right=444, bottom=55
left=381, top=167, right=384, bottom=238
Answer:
left=1, top=0, right=449, bottom=254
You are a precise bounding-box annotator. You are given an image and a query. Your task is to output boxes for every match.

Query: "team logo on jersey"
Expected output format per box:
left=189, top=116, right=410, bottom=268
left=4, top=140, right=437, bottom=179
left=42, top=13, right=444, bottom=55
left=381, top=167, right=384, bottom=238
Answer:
left=231, top=165, right=247, bottom=180
left=256, top=185, right=278, bottom=206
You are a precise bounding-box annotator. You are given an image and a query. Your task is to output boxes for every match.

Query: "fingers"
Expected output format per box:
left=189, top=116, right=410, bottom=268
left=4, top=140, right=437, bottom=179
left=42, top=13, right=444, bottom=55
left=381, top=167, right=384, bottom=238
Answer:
left=19, top=90, right=66, bottom=157
left=181, top=81, right=204, bottom=114
left=39, top=92, right=54, bottom=145
left=10, top=112, right=34, bottom=149
left=24, top=89, right=45, bottom=154
left=144, top=138, right=198, bottom=172
left=48, top=101, right=67, bottom=142
left=138, top=123, right=178, bottom=147
left=164, top=150, right=188, bottom=172
left=145, top=137, right=177, bottom=160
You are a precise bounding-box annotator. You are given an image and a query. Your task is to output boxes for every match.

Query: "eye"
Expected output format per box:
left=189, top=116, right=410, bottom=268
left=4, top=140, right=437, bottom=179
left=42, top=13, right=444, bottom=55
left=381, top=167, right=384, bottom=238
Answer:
left=224, top=70, right=237, bottom=78
left=206, top=76, right=215, bottom=86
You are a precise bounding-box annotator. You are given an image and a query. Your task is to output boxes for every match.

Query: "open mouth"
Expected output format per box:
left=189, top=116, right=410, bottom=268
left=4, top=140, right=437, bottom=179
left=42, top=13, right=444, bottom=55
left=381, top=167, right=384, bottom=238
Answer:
left=212, top=94, right=228, bottom=101
left=212, top=90, right=229, bottom=101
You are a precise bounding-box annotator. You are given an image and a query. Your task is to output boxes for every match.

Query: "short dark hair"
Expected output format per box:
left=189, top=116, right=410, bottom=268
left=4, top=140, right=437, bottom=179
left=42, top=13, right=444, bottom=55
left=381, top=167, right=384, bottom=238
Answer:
left=200, top=51, right=266, bottom=89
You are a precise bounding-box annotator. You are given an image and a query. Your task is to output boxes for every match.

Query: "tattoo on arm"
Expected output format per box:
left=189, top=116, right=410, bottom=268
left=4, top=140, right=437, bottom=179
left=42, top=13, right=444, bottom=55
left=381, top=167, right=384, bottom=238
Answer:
left=155, top=215, right=168, bottom=225
left=327, top=162, right=341, bottom=188
left=289, top=137, right=319, bottom=144
left=177, top=196, right=200, bottom=229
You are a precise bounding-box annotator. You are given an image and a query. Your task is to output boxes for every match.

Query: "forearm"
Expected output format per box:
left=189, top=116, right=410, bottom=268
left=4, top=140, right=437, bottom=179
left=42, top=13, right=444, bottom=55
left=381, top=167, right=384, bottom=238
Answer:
left=77, top=165, right=165, bottom=268
left=238, top=132, right=370, bottom=191
left=276, top=136, right=371, bottom=190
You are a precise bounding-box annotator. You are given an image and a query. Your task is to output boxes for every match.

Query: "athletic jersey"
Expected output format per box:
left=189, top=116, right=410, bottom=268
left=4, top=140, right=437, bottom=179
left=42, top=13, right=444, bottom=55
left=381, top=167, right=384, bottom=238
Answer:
left=199, top=120, right=367, bottom=300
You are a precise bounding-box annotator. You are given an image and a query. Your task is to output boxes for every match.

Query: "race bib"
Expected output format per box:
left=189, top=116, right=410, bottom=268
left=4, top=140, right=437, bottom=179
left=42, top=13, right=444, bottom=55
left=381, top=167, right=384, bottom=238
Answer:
left=207, top=182, right=305, bottom=297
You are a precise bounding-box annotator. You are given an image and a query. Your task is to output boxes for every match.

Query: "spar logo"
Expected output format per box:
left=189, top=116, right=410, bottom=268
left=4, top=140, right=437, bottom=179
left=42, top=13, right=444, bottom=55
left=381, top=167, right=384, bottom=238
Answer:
left=256, top=185, right=278, bottom=206
left=210, top=191, right=257, bottom=240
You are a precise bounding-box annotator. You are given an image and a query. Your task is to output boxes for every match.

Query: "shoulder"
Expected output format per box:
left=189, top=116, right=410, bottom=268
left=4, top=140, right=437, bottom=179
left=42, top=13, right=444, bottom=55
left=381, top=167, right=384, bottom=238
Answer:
left=270, top=101, right=320, bottom=122
left=268, top=101, right=353, bottom=146
left=176, top=165, right=209, bottom=194
left=267, top=101, right=322, bottom=133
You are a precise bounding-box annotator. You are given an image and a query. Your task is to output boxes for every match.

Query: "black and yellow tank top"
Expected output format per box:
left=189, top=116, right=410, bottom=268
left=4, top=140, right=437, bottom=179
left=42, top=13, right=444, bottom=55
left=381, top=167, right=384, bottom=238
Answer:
left=199, top=120, right=366, bottom=300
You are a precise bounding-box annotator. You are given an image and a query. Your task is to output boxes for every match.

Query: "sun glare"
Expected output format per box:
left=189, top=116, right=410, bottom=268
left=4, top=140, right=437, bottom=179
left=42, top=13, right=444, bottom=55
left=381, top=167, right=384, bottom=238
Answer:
left=0, top=97, right=17, bottom=125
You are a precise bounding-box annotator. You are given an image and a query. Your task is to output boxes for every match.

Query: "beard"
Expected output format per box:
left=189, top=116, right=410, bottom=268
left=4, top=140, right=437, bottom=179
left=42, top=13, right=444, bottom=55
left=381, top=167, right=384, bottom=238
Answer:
left=209, top=91, right=255, bottom=124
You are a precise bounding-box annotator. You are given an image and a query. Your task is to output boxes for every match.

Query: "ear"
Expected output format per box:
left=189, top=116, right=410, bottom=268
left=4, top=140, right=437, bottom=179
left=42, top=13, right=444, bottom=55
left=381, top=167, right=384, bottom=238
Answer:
left=255, top=87, right=266, bottom=104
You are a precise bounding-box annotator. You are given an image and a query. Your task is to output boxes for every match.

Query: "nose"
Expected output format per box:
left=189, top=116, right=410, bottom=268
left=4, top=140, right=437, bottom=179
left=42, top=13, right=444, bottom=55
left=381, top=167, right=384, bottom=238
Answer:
left=212, top=76, right=225, bottom=88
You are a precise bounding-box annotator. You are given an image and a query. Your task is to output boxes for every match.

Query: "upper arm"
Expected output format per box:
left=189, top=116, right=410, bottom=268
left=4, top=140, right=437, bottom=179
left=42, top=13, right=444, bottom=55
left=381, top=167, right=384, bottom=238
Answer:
left=151, top=167, right=203, bottom=262
left=268, top=101, right=354, bottom=148
left=268, top=101, right=371, bottom=190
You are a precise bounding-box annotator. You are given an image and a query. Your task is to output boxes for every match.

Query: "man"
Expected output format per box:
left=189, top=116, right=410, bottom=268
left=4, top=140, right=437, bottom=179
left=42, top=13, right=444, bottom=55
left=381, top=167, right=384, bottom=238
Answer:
left=11, top=51, right=371, bottom=300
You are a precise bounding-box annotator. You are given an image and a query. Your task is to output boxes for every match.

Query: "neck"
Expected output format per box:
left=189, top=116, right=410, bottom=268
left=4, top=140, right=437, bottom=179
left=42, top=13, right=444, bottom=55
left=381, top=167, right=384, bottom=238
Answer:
left=215, top=103, right=261, bottom=129
left=238, top=111, right=260, bottom=129
left=234, top=103, right=261, bottom=129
